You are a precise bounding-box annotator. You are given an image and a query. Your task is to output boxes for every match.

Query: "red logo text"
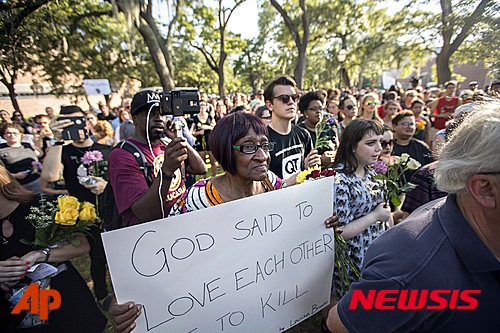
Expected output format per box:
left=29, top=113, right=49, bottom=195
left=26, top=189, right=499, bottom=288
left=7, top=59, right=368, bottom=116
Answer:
left=11, top=283, right=61, bottom=320
left=349, top=290, right=481, bottom=310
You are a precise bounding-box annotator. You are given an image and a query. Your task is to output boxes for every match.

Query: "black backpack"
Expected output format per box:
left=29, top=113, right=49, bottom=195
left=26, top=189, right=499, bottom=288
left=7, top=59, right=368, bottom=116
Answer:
left=100, top=141, right=154, bottom=231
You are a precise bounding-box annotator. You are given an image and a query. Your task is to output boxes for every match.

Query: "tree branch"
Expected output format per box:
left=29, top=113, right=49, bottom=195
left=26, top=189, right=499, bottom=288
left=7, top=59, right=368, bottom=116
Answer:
left=223, top=0, right=246, bottom=28
left=0, top=0, right=51, bottom=35
left=449, top=0, right=492, bottom=54
left=192, top=44, right=218, bottom=72
left=69, top=10, right=113, bottom=35
left=270, top=0, right=301, bottom=47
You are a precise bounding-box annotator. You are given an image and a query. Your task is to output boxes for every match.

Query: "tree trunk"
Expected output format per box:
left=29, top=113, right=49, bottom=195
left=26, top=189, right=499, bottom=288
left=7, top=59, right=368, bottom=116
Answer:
left=218, top=53, right=226, bottom=98
left=436, top=51, right=452, bottom=85
left=136, top=19, right=175, bottom=91
left=115, top=0, right=175, bottom=91
left=294, top=45, right=307, bottom=90
left=5, top=81, right=21, bottom=114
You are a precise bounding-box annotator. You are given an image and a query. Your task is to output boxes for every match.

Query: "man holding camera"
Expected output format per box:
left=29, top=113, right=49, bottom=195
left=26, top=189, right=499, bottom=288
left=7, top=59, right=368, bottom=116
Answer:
left=107, top=90, right=206, bottom=227
left=42, top=105, right=113, bottom=309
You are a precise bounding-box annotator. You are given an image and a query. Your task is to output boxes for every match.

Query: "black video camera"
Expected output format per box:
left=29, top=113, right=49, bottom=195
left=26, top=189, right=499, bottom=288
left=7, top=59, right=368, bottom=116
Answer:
left=161, top=88, right=200, bottom=117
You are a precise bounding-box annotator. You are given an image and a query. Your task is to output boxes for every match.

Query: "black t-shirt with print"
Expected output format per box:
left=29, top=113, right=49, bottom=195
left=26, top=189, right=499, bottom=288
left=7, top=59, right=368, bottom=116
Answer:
left=267, top=125, right=313, bottom=179
left=61, top=143, right=112, bottom=204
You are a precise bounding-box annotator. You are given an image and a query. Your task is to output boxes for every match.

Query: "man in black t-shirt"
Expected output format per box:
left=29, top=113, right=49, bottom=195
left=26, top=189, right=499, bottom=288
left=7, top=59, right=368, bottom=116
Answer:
left=392, top=111, right=434, bottom=183
left=42, top=105, right=113, bottom=310
left=264, top=75, right=320, bottom=181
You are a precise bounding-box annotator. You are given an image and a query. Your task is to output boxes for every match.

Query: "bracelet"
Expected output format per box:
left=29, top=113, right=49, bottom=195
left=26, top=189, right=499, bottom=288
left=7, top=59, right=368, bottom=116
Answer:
left=162, top=171, right=174, bottom=181
left=41, top=247, right=51, bottom=262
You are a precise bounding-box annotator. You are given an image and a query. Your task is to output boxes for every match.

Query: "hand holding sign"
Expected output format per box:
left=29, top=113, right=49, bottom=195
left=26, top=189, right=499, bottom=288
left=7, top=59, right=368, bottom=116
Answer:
left=103, top=177, right=336, bottom=332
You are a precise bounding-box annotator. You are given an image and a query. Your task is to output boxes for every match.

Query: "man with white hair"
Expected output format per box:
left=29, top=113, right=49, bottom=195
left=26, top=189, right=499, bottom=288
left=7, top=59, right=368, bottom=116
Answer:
left=327, top=103, right=500, bottom=332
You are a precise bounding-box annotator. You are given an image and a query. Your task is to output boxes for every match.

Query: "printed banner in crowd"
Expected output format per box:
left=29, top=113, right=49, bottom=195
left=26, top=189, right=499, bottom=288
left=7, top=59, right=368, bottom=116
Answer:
left=102, top=177, right=335, bottom=332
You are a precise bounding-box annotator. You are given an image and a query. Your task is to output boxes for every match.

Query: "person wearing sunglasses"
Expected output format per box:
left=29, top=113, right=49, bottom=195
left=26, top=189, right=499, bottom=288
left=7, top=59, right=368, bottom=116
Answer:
left=392, top=110, right=434, bottom=183
left=255, top=105, right=272, bottom=126
left=338, top=95, right=358, bottom=135
left=263, top=75, right=321, bottom=183
left=380, top=125, right=394, bottom=157
left=359, top=92, right=382, bottom=123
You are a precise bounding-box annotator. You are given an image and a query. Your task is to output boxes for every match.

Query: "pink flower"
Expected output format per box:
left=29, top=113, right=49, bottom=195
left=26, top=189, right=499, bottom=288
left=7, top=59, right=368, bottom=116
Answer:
left=82, top=150, right=103, bottom=165
left=374, top=161, right=388, bottom=174
left=31, top=161, right=43, bottom=170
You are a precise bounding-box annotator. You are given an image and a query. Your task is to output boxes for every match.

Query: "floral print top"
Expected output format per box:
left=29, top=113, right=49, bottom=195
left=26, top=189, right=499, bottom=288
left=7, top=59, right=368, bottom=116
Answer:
left=333, top=165, right=387, bottom=296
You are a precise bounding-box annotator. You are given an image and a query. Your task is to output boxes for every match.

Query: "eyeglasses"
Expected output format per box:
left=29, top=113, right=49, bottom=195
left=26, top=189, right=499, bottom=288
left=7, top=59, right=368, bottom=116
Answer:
left=381, top=139, right=394, bottom=148
left=345, top=105, right=356, bottom=110
left=272, top=94, right=300, bottom=104
left=365, top=101, right=377, bottom=105
left=400, top=122, right=416, bottom=128
left=307, top=107, right=324, bottom=112
left=232, top=142, right=275, bottom=154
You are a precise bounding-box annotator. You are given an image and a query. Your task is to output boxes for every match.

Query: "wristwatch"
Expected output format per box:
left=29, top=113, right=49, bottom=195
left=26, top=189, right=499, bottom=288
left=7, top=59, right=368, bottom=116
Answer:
left=41, top=247, right=51, bottom=262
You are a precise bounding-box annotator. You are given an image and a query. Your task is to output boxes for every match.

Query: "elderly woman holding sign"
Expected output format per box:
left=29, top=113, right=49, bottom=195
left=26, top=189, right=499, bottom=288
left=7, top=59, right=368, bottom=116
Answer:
left=109, top=112, right=342, bottom=332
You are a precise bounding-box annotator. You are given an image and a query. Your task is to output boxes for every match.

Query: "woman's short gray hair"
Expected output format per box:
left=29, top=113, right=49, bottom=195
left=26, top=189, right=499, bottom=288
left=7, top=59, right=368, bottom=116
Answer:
left=435, top=102, right=500, bottom=195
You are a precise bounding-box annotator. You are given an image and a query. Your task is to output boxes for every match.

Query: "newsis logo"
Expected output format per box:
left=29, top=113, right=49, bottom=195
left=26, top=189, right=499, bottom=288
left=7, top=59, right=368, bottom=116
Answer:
left=349, top=290, right=481, bottom=310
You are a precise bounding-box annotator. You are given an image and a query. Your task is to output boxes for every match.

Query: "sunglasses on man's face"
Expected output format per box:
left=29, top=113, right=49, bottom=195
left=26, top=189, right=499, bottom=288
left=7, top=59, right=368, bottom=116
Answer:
left=272, top=94, right=300, bottom=104
left=345, top=105, right=356, bottom=110
left=365, top=101, right=377, bottom=105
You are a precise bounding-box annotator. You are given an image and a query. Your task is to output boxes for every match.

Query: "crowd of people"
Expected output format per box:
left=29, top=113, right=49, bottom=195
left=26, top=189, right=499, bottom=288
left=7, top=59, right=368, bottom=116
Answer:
left=0, top=75, right=499, bottom=332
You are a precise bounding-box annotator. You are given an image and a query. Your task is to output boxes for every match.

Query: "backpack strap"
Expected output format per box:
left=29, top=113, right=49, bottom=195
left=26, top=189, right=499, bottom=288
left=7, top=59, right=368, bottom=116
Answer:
left=263, top=177, right=275, bottom=191
left=113, top=141, right=154, bottom=185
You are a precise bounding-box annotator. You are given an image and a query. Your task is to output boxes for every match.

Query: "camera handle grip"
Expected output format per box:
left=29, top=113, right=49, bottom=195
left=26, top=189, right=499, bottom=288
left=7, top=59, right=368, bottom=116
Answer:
left=174, top=119, right=186, bottom=179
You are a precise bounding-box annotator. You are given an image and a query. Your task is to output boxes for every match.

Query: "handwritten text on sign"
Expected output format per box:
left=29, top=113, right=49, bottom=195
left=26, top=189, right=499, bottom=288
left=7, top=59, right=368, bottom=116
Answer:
left=102, top=177, right=335, bottom=332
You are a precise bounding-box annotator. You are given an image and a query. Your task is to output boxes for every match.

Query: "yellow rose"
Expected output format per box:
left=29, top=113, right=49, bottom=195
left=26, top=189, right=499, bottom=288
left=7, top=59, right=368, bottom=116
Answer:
left=79, top=202, right=97, bottom=222
left=417, top=120, right=426, bottom=130
left=407, top=158, right=421, bottom=170
left=58, top=196, right=80, bottom=211
left=55, top=208, right=79, bottom=225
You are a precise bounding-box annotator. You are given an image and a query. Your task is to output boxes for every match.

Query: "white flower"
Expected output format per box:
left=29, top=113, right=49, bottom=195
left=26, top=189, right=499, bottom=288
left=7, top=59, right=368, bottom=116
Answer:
left=407, top=158, right=421, bottom=170
left=400, top=153, right=410, bottom=163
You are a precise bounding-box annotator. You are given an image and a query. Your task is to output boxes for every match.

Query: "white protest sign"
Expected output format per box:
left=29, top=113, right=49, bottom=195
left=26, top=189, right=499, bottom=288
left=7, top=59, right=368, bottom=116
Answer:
left=102, top=177, right=335, bottom=332
left=83, top=79, right=111, bottom=95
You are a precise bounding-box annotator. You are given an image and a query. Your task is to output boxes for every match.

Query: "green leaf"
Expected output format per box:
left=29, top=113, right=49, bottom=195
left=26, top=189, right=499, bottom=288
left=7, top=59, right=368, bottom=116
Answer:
left=390, top=193, right=402, bottom=206
left=400, top=182, right=418, bottom=192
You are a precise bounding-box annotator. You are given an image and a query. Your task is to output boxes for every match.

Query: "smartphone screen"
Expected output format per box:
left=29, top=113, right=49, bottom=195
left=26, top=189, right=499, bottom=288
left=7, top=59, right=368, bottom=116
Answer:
left=59, top=116, right=88, bottom=141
